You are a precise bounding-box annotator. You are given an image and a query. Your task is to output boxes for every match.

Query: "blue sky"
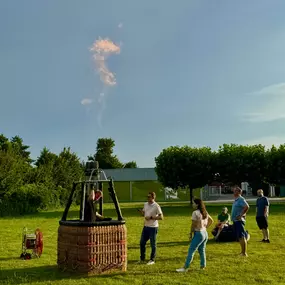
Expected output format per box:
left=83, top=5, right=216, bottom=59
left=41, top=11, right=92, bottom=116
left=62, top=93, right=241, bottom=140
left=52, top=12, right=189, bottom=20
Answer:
left=1, top=0, right=285, bottom=167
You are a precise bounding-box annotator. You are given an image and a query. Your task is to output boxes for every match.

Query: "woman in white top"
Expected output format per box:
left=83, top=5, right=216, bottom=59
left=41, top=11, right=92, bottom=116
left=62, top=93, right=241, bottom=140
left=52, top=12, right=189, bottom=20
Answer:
left=176, top=198, right=213, bottom=272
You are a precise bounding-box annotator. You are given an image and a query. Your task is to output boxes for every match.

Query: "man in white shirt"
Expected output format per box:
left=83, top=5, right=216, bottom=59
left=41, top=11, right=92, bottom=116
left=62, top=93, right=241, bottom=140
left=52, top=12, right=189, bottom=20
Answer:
left=138, top=192, right=163, bottom=265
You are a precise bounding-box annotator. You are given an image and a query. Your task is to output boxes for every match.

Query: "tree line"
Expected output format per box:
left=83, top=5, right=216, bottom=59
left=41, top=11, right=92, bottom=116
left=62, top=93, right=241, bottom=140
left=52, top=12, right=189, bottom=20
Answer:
left=1, top=132, right=284, bottom=215
left=0, top=135, right=137, bottom=216
left=155, top=144, right=285, bottom=202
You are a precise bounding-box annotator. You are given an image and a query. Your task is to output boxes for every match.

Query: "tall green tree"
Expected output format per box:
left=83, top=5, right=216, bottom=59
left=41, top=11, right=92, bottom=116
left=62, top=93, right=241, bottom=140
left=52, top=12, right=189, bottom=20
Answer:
left=0, top=148, right=32, bottom=195
left=265, top=144, right=285, bottom=186
left=215, top=144, right=266, bottom=188
left=0, top=134, right=10, bottom=152
left=123, top=161, right=138, bottom=168
left=34, top=147, right=84, bottom=189
left=53, top=147, right=85, bottom=189
left=87, top=138, right=123, bottom=170
left=155, top=146, right=214, bottom=203
left=10, top=135, right=32, bottom=163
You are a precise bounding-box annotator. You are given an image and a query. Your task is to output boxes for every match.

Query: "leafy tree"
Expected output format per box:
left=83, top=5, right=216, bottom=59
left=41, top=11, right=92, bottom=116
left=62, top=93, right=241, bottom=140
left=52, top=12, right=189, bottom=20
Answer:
left=265, top=144, right=285, bottom=186
left=155, top=146, right=214, bottom=203
left=123, top=161, right=138, bottom=168
left=0, top=134, right=10, bottom=152
left=34, top=147, right=84, bottom=190
left=87, top=138, right=123, bottom=170
left=0, top=148, right=32, bottom=195
left=33, top=147, right=58, bottom=187
left=35, top=147, right=58, bottom=167
left=10, top=135, right=32, bottom=163
left=215, top=144, right=266, bottom=188
left=53, top=147, right=85, bottom=189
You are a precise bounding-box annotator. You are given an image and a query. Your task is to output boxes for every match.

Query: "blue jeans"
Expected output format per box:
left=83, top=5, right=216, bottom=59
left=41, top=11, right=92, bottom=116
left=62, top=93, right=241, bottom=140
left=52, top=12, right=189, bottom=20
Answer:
left=140, top=226, right=158, bottom=261
left=185, top=230, right=208, bottom=268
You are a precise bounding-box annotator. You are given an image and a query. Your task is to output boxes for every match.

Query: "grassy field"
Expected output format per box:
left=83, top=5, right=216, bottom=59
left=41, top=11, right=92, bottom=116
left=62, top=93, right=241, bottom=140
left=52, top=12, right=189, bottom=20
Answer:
left=0, top=201, right=284, bottom=285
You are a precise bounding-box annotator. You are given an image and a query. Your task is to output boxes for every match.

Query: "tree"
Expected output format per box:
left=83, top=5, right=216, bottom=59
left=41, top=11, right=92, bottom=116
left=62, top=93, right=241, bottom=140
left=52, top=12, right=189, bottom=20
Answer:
left=87, top=138, right=123, bottom=170
left=35, top=147, right=58, bottom=167
left=53, top=147, right=85, bottom=189
left=123, top=161, right=138, bottom=168
left=34, top=147, right=84, bottom=189
left=10, top=135, right=32, bottom=163
left=155, top=146, right=214, bottom=203
left=215, top=144, right=266, bottom=190
left=0, top=147, right=32, bottom=195
left=0, top=134, right=9, bottom=152
left=265, top=144, right=285, bottom=186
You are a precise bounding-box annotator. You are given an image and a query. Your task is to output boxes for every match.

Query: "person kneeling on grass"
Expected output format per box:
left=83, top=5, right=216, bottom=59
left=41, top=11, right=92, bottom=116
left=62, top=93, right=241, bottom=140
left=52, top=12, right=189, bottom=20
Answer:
left=176, top=198, right=213, bottom=273
left=213, top=207, right=230, bottom=240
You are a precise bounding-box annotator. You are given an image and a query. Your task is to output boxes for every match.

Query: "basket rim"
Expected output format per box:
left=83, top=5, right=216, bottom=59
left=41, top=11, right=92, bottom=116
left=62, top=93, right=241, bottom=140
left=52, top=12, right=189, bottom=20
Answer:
left=59, top=220, right=126, bottom=227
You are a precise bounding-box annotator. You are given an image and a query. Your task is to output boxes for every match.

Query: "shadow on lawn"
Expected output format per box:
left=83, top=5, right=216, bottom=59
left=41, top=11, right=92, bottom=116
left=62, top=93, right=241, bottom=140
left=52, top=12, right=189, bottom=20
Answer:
left=0, top=265, right=127, bottom=284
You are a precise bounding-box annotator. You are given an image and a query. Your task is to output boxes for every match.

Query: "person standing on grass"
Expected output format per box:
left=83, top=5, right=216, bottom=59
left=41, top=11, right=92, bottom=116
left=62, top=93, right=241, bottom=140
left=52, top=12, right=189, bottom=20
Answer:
left=231, top=186, right=250, bottom=257
left=176, top=198, right=213, bottom=273
left=256, top=189, right=270, bottom=243
left=138, top=192, right=163, bottom=265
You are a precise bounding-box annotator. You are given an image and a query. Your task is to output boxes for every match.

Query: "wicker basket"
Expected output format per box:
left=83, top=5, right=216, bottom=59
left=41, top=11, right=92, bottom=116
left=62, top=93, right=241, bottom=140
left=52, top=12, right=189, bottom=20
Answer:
left=57, top=222, right=127, bottom=275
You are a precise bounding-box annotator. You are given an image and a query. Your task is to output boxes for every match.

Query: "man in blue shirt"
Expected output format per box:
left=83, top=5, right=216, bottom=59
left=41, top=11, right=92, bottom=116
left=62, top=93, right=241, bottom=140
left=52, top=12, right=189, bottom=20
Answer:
left=256, top=189, right=270, bottom=243
left=231, top=186, right=250, bottom=257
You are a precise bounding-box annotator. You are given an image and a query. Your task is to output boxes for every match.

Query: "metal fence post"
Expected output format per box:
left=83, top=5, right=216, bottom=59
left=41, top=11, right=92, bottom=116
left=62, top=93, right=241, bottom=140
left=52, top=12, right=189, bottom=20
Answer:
left=129, top=181, right=132, bottom=202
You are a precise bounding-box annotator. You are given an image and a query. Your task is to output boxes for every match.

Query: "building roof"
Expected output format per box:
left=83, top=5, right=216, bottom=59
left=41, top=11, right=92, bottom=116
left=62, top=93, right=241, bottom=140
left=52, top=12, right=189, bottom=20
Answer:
left=96, top=168, right=158, bottom=182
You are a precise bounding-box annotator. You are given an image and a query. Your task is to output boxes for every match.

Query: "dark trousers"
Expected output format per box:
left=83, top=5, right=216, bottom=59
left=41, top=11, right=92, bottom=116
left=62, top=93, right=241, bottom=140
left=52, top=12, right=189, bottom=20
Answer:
left=140, top=226, right=158, bottom=261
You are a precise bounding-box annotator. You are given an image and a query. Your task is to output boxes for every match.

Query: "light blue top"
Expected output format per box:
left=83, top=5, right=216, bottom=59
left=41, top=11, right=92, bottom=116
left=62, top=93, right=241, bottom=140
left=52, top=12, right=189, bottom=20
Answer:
left=231, top=196, right=248, bottom=222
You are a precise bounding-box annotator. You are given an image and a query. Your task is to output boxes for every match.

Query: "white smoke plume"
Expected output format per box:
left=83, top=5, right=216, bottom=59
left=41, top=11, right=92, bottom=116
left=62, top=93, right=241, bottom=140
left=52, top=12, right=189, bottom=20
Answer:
left=90, top=37, right=121, bottom=86
left=81, top=98, right=93, bottom=105
left=89, top=37, right=121, bottom=127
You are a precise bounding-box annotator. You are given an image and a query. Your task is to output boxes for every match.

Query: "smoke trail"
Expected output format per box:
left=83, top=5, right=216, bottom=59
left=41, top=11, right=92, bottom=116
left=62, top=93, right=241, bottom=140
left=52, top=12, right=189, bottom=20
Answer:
left=89, top=37, right=121, bottom=126
left=81, top=98, right=93, bottom=105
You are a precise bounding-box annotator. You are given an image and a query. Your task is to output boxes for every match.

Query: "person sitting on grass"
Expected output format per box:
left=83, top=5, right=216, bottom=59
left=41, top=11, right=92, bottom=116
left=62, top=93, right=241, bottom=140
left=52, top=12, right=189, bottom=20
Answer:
left=214, top=207, right=231, bottom=240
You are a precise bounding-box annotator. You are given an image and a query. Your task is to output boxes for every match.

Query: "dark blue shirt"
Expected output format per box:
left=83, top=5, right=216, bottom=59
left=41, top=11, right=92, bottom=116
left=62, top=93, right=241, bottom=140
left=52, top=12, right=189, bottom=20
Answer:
left=256, top=196, right=269, bottom=217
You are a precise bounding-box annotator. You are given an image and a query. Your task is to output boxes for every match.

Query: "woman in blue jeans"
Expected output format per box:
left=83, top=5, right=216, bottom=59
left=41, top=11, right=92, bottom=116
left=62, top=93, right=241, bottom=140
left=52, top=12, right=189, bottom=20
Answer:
left=176, top=198, right=213, bottom=272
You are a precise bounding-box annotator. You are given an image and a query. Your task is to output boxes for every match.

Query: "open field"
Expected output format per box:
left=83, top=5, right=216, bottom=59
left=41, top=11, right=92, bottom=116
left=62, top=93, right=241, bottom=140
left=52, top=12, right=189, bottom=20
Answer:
left=0, top=201, right=285, bottom=285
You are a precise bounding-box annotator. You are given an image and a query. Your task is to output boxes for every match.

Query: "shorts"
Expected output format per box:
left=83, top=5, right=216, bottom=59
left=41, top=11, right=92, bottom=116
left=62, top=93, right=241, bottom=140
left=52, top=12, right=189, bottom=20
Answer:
left=256, top=216, right=268, bottom=229
left=233, top=221, right=247, bottom=239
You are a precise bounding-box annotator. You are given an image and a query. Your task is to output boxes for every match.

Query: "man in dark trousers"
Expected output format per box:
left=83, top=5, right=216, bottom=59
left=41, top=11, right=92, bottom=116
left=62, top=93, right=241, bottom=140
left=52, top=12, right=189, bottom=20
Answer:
left=256, top=189, right=270, bottom=243
left=138, top=192, right=163, bottom=265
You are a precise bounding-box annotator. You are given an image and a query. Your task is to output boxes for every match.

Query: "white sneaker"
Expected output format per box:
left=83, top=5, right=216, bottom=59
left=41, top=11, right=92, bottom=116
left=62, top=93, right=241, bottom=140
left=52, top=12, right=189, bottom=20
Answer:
left=147, top=260, right=155, bottom=265
left=176, top=267, right=188, bottom=273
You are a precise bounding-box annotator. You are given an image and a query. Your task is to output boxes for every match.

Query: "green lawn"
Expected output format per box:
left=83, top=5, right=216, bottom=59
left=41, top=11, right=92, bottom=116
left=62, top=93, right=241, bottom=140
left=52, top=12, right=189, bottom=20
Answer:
left=0, top=201, right=285, bottom=285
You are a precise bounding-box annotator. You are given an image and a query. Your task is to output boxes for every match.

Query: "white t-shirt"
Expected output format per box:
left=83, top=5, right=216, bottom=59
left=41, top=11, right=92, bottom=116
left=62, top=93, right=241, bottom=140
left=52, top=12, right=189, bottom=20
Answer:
left=143, top=202, right=163, bottom=227
left=192, top=209, right=208, bottom=231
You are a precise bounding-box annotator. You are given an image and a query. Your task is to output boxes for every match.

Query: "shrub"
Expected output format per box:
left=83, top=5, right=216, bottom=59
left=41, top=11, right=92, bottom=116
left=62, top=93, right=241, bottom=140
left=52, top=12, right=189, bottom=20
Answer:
left=0, top=183, right=60, bottom=216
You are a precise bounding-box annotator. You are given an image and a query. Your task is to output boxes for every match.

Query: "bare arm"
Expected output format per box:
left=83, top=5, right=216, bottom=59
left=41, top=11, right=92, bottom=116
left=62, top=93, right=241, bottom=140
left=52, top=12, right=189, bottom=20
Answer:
left=264, top=206, right=269, bottom=216
left=207, top=215, right=214, bottom=228
left=138, top=209, right=145, bottom=216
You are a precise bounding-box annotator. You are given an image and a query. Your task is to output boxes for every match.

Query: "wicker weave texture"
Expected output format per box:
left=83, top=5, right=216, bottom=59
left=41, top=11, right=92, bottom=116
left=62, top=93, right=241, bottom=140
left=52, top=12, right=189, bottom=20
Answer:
left=57, top=224, right=127, bottom=274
